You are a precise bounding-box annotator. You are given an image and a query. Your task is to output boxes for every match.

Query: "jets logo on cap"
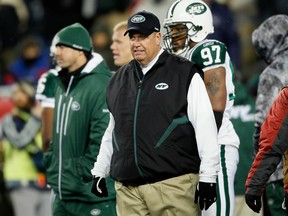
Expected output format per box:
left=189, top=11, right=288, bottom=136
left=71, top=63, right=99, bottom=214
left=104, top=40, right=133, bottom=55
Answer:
left=131, top=15, right=146, bottom=23
left=186, top=3, right=207, bottom=15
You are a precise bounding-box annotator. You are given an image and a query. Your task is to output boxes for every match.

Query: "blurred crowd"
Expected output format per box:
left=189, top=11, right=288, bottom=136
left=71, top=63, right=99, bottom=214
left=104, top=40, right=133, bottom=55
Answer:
left=1, top=0, right=288, bottom=215
left=0, top=0, right=288, bottom=86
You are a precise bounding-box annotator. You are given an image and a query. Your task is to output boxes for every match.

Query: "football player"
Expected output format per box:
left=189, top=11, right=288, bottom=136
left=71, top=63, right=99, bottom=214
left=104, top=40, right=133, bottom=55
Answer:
left=36, top=36, right=60, bottom=151
left=163, top=0, right=240, bottom=215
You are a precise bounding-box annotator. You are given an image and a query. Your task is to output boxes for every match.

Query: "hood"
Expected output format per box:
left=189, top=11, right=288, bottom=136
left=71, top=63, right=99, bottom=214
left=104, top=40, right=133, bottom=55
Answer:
left=80, top=52, right=104, bottom=75
left=252, top=15, right=288, bottom=64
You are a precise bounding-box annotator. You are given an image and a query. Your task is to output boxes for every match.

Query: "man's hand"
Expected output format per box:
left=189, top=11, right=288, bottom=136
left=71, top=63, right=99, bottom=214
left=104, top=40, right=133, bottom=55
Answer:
left=282, top=193, right=288, bottom=214
left=194, top=182, right=217, bottom=210
left=245, top=193, right=261, bottom=213
left=91, top=176, right=108, bottom=197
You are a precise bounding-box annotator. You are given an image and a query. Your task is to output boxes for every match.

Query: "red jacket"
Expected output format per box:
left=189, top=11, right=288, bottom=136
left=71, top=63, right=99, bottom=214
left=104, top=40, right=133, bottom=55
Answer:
left=246, top=86, right=288, bottom=195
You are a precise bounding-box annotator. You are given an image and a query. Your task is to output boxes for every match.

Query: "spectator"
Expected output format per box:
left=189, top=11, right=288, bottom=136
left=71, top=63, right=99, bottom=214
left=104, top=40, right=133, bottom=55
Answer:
left=0, top=80, right=51, bottom=216
left=7, top=35, right=50, bottom=85
left=248, top=14, right=288, bottom=216
left=90, top=21, right=117, bottom=71
left=245, top=85, right=288, bottom=214
left=110, top=21, right=133, bottom=69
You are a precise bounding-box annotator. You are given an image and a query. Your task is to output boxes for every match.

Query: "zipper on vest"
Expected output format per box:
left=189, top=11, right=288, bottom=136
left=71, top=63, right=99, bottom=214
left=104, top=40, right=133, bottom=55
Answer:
left=132, top=60, right=145, bottom=177
left=137, top=80, right=142, bottom=89
left=133, top=77, right=144, bottom=177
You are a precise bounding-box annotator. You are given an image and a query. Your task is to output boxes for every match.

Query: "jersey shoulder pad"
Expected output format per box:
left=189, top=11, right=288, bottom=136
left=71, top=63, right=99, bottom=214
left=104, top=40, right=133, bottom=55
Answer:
left=189, top=40, right=227, bottom=69
left=36, top=69, right=59, bottom=100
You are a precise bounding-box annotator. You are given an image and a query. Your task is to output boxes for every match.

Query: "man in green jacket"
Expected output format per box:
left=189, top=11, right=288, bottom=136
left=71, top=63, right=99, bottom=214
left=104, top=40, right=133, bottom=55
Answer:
left=43, top=23, right=116, bottom=216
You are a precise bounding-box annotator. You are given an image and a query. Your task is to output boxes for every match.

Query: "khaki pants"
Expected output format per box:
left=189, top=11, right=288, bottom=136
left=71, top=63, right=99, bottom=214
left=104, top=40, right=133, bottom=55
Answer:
left=115, top=173, right=200, bottom=216
left=234, top=195, right=263, bottom=216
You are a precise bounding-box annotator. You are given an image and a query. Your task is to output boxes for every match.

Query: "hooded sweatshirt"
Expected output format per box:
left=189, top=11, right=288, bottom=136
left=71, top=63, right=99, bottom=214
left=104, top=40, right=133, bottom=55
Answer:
left=43, top=53, right=115, bottom=202
left=253, top=14, right=288, bottom=183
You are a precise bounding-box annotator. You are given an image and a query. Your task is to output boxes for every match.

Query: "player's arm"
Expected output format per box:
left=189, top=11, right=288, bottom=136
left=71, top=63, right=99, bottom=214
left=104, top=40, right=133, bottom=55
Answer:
left=204, top=66, right=226, bottom=130
left=190, top=41, right=227, bottom=130
left=41, top=107, right=54, bottom=151
left=36, top=70, right=58, bottom=151
left=32, top=101, right=52, bottom=151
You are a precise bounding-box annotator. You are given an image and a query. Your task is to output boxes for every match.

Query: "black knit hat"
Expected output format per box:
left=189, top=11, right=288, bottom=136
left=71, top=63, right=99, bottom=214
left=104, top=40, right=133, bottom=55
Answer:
left=124, top=11, right=160, bottom=36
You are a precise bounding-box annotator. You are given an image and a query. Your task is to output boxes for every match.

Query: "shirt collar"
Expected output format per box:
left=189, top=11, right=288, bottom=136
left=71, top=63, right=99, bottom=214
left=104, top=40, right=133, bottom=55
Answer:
left=141, top=48, right=164, bottom=75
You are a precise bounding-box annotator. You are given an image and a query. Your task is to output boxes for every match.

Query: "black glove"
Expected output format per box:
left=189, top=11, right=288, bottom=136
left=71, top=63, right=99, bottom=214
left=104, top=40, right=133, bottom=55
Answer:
left=91, top=176, right=108, bottom=197
left=245, top=193, right=261, bottom=213
left=194, top=182, right=217, bottom=210
left=283, top=193, right=288, bottom=214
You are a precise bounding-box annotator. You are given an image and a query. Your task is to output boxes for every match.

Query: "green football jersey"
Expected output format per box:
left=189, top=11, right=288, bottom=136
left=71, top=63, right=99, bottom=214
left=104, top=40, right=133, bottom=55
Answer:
left=184, top=39, right=239, bottom=147
left=36, top=68, right=59, bottom=108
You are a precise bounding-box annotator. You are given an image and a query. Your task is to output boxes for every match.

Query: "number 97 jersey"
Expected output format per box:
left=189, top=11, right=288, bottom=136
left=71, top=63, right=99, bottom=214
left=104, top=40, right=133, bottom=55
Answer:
left=185, top=39, right=236, bottom=112
left=35, top=68, right=59, bottom=108
left=184, top=39, right=239, bottom=147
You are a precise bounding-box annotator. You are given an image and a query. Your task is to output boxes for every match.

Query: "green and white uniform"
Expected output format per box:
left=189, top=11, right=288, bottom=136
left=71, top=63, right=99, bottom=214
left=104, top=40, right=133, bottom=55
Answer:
left=184, top=39, right=240, bottom=216
left=185, top=39, right=239, bottom=147
left=36, top=68, right=59, bottom=108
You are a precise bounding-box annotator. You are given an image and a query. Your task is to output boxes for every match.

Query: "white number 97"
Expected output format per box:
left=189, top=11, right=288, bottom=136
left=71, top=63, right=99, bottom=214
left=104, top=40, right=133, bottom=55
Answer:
left=201, top=45, right=221, bottom=66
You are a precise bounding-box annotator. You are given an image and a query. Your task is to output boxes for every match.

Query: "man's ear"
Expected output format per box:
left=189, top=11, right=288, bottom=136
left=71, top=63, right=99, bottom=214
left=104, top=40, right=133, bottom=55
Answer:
left=156, top=32, right=162, bottom=45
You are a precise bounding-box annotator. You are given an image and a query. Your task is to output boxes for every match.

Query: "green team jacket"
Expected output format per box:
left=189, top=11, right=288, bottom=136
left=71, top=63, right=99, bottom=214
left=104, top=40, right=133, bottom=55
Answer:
left=43, top=54, right=115, bottom=202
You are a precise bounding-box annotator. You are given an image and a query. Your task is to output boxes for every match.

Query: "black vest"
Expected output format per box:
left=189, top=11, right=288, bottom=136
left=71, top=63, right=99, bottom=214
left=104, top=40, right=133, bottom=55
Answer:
left=107, top=51, right=203, bottom=185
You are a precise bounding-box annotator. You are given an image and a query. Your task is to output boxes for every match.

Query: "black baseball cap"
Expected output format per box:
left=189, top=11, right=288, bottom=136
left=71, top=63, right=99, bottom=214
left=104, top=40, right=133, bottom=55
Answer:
left=124, top=11, right=160, bottom=36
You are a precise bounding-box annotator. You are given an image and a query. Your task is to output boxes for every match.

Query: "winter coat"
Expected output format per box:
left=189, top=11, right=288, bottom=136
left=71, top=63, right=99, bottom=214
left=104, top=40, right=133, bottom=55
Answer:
left=44, top=53, right=115, bottom=202
left=246, top=86, right=288, bottom=195
left=253, top=14, right=288, bottom=183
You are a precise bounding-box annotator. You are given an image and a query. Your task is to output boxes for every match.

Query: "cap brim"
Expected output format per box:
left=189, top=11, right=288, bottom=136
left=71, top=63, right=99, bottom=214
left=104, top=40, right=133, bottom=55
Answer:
left=124, top=26, right=152, bottom=36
